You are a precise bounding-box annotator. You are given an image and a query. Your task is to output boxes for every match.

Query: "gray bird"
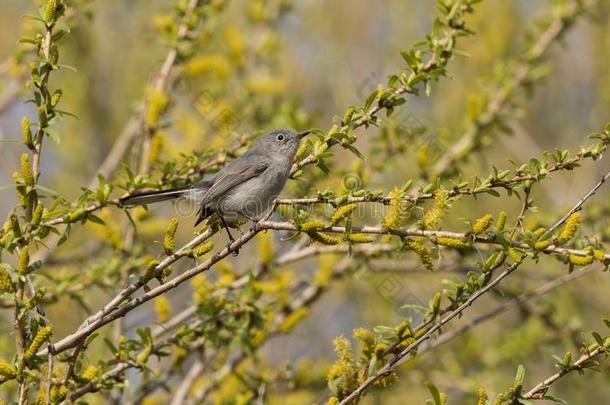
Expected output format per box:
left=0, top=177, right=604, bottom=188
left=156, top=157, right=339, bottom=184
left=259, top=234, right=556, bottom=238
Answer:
left=120, top=128, right=310, bottom=243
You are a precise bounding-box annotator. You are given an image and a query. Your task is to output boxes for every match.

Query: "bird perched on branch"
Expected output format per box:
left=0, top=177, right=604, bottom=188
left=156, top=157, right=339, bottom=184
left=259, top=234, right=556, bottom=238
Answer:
left=120, top=128, right=310, bottom=248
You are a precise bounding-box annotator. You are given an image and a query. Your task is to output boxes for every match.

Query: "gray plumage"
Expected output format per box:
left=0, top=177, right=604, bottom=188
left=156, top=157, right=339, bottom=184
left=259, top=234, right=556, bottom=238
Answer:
left=120, top=128, right=309, bottom=231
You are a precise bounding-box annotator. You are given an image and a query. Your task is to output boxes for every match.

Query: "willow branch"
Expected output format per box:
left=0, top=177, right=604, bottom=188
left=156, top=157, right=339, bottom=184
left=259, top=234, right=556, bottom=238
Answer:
left=337, top=169, right=610, bottom=404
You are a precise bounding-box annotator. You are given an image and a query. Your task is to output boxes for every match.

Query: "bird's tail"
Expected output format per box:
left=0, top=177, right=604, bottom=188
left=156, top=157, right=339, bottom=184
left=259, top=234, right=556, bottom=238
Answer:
left=120, top=187, right=190, bottom=206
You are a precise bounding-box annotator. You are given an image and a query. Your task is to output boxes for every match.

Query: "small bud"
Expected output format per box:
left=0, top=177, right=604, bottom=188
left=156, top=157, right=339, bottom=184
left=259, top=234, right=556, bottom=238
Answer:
left=50, top=89, right=62, bottom=107
left=68, top=208, right=86, bottom=223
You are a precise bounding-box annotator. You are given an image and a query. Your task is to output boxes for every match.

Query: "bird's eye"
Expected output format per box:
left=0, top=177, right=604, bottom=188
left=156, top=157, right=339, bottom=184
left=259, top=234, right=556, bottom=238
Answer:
left=276, top=134, right=284, bottom=142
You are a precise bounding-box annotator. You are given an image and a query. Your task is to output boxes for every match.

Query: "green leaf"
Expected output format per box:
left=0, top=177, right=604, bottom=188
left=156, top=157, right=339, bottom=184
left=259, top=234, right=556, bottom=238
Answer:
left=424, top=381, right=441, bottom=405
left=592, top=332, right=604, bottom=348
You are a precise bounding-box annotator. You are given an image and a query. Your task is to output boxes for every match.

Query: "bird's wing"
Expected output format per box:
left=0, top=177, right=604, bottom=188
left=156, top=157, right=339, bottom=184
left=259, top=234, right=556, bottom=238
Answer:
left=201, top=160, right=268, bottom=206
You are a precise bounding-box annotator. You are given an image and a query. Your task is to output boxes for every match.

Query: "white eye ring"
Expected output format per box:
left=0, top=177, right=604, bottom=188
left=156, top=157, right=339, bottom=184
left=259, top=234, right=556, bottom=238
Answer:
left=276, top=134, right=284, bottom=141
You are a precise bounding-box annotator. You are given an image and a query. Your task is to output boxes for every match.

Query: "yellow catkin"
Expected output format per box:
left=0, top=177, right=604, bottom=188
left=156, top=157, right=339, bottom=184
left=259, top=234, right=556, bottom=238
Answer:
left=308, top=231, right=340, bottom=245
left=146, top=88, right=170, bottom=127
left=164, top=217, right=178, bottom=255
left=141, top=260, right=161, bottom=283
left=477, top=388, right=489, bottom=405
left=13, top=171, right=26, bottom=205
left=81, top=365, right=99, bottom=381
left=345, top=233, right=375, bottom=243
left=556, top=212, right=580, bottom=245
left=50, top=385, right=67, bottom=403
left=382, top=188, right=407, bottom=229
left=300, top=220, right=327, bottom=232
left=353, top=327, right=375, bottom=351
left=18, top=246, right=29, bottom=276
left=430, top=292, right=441, bottom=314
left=22, top=117, right=32, bottom=147
left=278, top=307, right=309, bottom=333
left=256, top=232, right=273, bottom=265
left=38, top=106, right=47, bottom=128
left=533, top=240, right=551, bottom=251
left=436, top=237, right=469, bottom=250
left=148, top=132, right=164, bottom=165
left=508, top=248, right=522, bottom=263
left=0, top=267, right=14, bottom=293
left=191, top=275, right=212, bottom=305
left=330, top=204, right=358, bottom=224
left=327, top=398, right=339, bottom=405
left=21, top=153, right=33, bottom=186
left=31, top=203, right=44, bottom=227
left=569, top=254, right=594, bottom=266
left=190, top=241, right=214, bottom=257
left=24, top=325, right=52, bottom=361
left=0, top=360, right=16, bottom=379
left=154, top=296, right=171, bottom=322
left=593, top=249, right=606, bottom=262
left=472, top=214, right=493, bottom=235
left=315, top=255, right=336, bottom=287
left=45, top=0, right=60, bottom=23
left=495, top=211, right=507, bottom=231
left=404, top=239, right=434, bottom=271
left=421, top=191, right=450, bottom=229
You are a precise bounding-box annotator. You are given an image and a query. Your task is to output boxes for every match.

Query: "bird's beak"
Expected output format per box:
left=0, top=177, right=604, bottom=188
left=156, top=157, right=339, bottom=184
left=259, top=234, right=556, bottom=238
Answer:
left=297, top=130, right=311, bottom=139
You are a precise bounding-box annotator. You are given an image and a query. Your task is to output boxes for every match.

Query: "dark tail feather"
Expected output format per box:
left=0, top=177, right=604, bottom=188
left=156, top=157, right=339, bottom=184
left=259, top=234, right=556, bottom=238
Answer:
left=120, top=187, right=189, bottom=206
